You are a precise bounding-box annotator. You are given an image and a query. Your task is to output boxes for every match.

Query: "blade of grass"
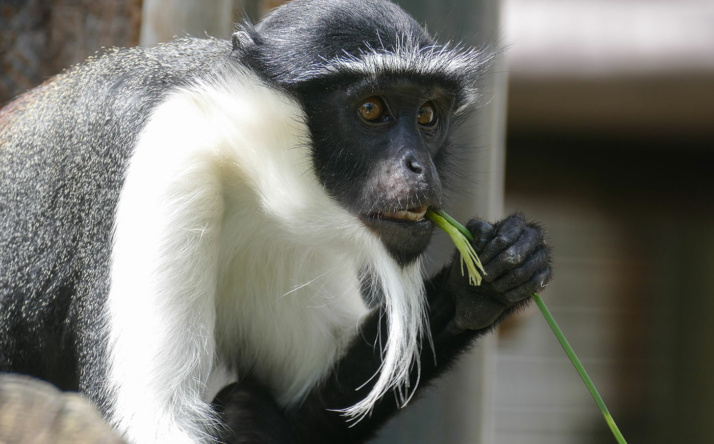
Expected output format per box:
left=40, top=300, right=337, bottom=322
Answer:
left=532, top=292, right=627, bottom=443
left=426, top=208, right=485, bottom=285
left=431, top=208, right=473, bottom=240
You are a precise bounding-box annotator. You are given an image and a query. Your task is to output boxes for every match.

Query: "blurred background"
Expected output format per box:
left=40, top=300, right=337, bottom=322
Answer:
left=2, top=0, right=713, bottom=443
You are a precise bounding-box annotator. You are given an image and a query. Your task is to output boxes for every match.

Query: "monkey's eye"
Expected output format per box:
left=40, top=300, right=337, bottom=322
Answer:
left=417, top=101, right=436, bottom=126
left=358, top=97, right=385, bottom=122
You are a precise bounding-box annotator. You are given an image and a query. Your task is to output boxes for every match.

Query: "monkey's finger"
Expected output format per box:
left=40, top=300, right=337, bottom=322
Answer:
left=490, top=246, right=550, bottom=297
left=482, top=225, right=542, bottom=282
left=497, top=267, right=552, bottom=304
left=465, top=218, right=493, bottom=253
left=478, top=213, right=526, bottom=265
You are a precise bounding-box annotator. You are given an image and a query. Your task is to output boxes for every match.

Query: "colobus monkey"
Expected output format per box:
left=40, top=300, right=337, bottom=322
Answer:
left=0, top=0, right=551, bottom=442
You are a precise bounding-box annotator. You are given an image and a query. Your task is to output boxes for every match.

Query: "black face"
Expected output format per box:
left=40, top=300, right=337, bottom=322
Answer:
left=298, top=77, right=455, bottom=265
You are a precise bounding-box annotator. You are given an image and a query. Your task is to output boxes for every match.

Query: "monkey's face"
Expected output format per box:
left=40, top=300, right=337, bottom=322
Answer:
left=299, top=78, right=455, bottom=264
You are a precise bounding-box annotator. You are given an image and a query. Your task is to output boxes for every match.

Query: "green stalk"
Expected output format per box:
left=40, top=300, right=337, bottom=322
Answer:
left=426, top=208, right=485, bottom=286
left=427, top=208, right=627, bottom=443
left=532, top=292, right=627, bottom=443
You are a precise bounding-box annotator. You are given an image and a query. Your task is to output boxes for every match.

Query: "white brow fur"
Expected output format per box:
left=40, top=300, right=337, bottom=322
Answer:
left=107, top=66, right=428, bottom=443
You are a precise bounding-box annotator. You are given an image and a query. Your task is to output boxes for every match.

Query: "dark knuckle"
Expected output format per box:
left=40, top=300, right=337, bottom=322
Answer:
left=494, top=234, right=510, bottom=247
left=511, top=267, right=526, bottom=282
left=534, top=269, right=551, bottom=289
left=467, top=218, right=491, bottom=233
left=535, top=247, right=550, bottom=263
left=525, top=225, right=540, bottom=238
left=505, top=294, right=520, bottom=304
left=492, top=280, right=508, bottom=293
left=505, top=289, right=525, bottom=303
left=502, top=251, right=521, bottom=266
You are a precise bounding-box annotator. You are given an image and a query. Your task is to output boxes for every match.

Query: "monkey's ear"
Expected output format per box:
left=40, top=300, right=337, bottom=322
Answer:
left=231, top=21, right=260, bottom=56
left=231, top=31, right=254, bottom=54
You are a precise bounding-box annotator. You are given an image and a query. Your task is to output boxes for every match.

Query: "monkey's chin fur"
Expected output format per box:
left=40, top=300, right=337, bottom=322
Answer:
left=361, top=213, right=434, bottom=266
left=106, top=68, right=429, bottom=441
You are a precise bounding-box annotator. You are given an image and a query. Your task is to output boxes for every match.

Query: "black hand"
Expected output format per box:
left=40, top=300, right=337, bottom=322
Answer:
left=447, top=213, right=551, bottom=331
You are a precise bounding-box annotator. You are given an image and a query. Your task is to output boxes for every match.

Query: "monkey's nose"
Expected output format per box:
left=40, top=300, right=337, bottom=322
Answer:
left=405, top=155, right=424, bottom=174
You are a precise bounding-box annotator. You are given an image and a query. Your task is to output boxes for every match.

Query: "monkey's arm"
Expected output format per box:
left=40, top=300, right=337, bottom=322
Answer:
left=215, top=213, right=551, bottom=443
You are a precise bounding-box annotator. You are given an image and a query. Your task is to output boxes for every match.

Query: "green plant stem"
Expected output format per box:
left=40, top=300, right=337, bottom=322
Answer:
left=531, top=292, right=627, bottom=444
left=426, top=209, right=485, bottom=285
left=432, top=209, right=473, bottom=240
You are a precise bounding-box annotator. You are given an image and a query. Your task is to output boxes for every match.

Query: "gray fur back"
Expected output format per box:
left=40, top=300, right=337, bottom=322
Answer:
left=0, top=37, right=233, bottom=407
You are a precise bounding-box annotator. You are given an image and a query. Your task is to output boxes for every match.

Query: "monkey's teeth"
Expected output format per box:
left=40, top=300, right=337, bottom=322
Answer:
left=382, top=206, right=428, bottom=222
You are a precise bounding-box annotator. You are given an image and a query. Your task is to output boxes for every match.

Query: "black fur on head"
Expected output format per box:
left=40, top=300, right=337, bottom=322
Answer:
left=233, top=0, right=495, bottom=114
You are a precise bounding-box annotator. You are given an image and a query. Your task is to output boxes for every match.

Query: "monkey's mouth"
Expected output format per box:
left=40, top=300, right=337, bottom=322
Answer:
left=368, top=206, right=428, bottom=222
left=360, top=205, right=434, bottom=265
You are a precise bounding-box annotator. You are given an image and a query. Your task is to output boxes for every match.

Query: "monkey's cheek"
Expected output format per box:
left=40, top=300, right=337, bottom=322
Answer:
left=453, top=292, right=506, bottom=331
